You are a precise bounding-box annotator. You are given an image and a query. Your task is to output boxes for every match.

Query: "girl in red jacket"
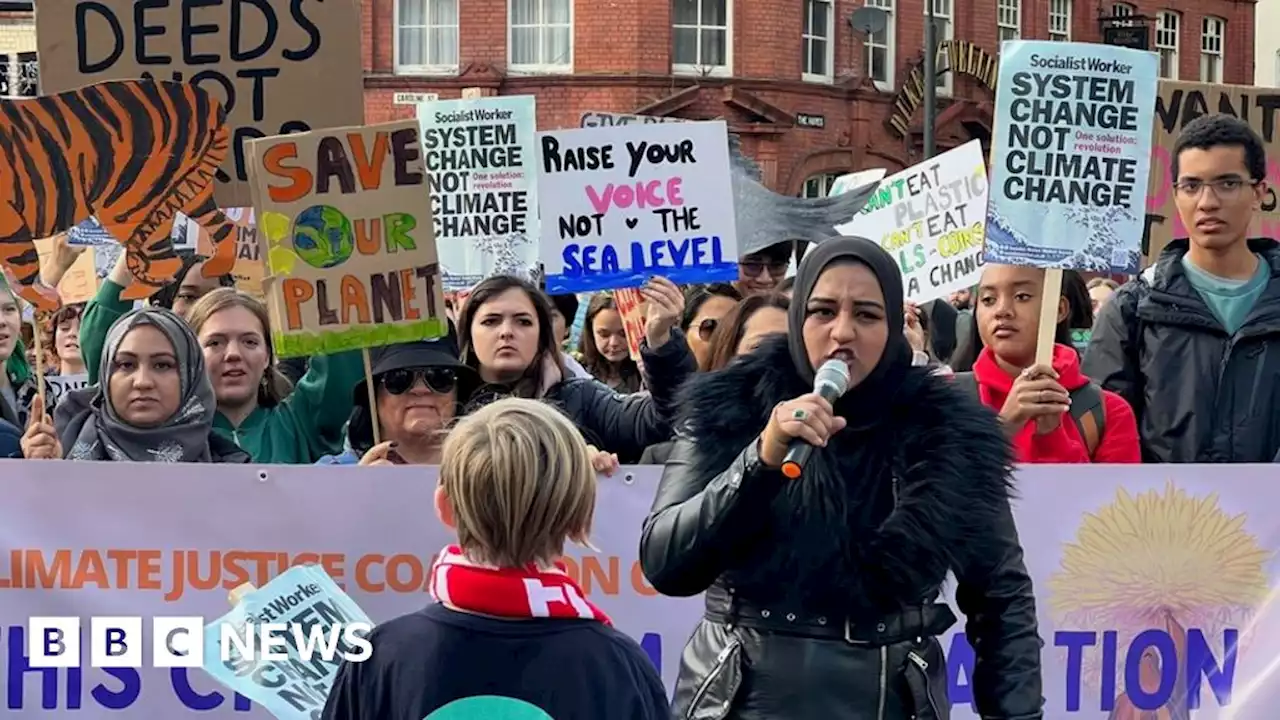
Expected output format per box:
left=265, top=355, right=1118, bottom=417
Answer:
left=971, top=265, right=1141, bottom=463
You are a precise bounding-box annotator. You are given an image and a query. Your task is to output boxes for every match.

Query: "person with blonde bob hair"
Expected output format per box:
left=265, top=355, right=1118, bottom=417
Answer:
left=322, top=398, right=668, bottom=720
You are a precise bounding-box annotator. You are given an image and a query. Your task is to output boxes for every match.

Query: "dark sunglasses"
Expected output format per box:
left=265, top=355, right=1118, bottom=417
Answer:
left=697, top=318, right=719, bottom=341
left=379, top=367, right=457, bottom=395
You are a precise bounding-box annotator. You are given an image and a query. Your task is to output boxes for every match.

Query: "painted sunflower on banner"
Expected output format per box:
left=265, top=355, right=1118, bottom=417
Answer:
left=1048, top=482, right=1271, bottom=715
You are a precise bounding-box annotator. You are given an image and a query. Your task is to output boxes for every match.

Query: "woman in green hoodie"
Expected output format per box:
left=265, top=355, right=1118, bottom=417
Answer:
left=184, top=288, right=362, bottom=463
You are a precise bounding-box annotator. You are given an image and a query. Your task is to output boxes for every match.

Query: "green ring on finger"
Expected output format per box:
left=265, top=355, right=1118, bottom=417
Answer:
left=792, top=408, right=808, bottom=421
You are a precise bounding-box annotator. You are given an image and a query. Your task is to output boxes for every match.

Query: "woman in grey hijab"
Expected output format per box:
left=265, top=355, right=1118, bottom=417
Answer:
left=38, top=307, right=248, bottom=463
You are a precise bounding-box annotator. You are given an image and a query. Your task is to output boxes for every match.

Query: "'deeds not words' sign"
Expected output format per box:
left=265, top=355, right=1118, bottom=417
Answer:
left=538, top=120, right=739, bottom=294
left=985, top=41, right=1156, bottom=273
left=835, top=140, right=987, bottom=303
left=36, top=0, right=365, bottom=207
left=247, top=119, right=447, bottom=358
left=419, top=95, right=539, bottom=290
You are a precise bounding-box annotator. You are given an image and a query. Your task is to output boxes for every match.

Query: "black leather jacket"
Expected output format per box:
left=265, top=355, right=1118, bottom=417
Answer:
left=639, top=337, right=1043, bottom=719
left=463, top=329, right=697, bottom=464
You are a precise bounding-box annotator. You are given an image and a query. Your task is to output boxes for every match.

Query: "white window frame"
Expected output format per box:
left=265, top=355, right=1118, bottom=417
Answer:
left=1200, top=16, right=1224, bottom=84
left=928, top=0, right=953, bottom=97
left=802, top=0, right=835, bottom=83
left=1048, top=0, right=1071, bottom=42
left=507, top=0, right=574, bottom=73
left=997, top=0, right=1020, bottom=44
left=393, top=0, right=460, bottom=76
left=1111, top=2, right=1135, bottom=27
left=672, top=0, right=733, bottom=78
left=802, top=173, right=842, bottom=198
left=863, top=0, right=896, bottom=91
left=1156, top=11, right=1180, bottom=80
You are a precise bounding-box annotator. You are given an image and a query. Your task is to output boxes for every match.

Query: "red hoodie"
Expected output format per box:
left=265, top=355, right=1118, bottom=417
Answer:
left=972, top=343, right=1141, bottom=464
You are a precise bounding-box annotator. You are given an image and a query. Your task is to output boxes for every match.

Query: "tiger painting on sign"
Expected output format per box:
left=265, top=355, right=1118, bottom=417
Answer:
left=0, top=79, right=238, bottom=312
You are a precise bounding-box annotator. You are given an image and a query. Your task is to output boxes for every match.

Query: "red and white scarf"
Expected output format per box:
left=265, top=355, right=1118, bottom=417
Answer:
left=428, top=545, right=613, bottom=626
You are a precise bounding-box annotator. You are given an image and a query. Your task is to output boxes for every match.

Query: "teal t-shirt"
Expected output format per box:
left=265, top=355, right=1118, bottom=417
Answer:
left=1181, top=254, right=1270, bottom=335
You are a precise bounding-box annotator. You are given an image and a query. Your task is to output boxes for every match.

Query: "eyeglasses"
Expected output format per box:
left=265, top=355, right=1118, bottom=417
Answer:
left=739, top=260, right=789, bottom=278
left=1173, top=177, right=1257, bottom=201
left=379, top=367, right=457, bottom=395
left=697, top=318, right=719, bottom=341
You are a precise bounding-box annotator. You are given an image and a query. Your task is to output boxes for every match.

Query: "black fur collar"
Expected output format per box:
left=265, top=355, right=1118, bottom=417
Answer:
left=677, top=335, right=1017, bottom=611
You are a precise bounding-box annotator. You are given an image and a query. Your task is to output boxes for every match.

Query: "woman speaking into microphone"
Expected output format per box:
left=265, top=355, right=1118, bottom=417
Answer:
left=639, top=237, right=1043, bottom=719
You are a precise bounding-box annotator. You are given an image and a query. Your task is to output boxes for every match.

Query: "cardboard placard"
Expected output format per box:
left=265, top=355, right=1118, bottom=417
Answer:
left=612, top=287, right=647, bottom=361
left=0, top=80, right=232, bottom=310
left=418, top=95, right=540, bottom=290
left=1146, top=81, right=1280, bottom=263
left=34, top=237, right=99, bottom=305
left=538, top=120, right=739, bottom=293
left=984, top=41, right=1156, bottom=274
left=35, top=0, right=365, bottom=207
left=835, top=141, right=987, bottom=302
left=247, top=120, right=447, bottom=358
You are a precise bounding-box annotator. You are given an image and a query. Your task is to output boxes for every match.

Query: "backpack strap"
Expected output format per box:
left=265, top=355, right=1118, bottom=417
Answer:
left=955, top=371, right=1107, bottom=458
left=1067, top=382, right=1106, bottom=459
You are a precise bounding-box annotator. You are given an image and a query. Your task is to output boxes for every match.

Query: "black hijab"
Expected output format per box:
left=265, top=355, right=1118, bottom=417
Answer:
left=786, top=236, right=912, bottom=423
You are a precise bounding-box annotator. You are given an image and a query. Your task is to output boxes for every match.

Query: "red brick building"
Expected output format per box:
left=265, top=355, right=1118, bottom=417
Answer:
left=363, top=0, right=1256, bottom=196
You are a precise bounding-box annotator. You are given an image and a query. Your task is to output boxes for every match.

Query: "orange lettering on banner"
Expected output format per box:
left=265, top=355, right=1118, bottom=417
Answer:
left=0, top=549, right=661, bottom=602
left=560, top=556, right=653, bottom=597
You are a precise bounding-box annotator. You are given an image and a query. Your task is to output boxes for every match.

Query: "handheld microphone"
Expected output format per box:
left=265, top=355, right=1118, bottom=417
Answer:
left=780, top=359, right=851, bottom=479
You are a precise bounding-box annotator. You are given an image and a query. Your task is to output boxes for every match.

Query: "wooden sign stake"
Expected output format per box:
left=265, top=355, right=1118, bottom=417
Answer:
left=361, top=348, right=382, bottom=446
left=1035, top=268, right=1064, bottom=366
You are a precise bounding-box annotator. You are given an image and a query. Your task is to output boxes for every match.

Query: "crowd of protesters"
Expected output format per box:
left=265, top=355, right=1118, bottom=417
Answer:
left=0, top=106, right=1273, bottom=720
left=2, top=114, right=1276, bottom=469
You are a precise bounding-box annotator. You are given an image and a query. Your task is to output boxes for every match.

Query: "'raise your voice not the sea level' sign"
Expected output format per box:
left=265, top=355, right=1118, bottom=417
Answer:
left=537, top=120, right=739, bottom=294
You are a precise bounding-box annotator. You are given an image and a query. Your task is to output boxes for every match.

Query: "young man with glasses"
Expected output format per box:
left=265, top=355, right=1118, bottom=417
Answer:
left=1084, top=115, right=1280, bottom=462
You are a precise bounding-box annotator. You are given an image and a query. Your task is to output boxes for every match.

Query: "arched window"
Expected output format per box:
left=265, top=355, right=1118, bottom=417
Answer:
left=801, top=173, right=843, bottom=198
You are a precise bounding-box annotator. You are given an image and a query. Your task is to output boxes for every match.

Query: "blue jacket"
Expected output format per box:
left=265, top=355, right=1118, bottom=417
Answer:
left=0, top=418, right=22, bottom=458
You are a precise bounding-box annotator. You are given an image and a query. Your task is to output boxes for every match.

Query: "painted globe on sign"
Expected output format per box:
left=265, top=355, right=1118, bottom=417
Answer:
left=291, top=205, right=354, bottom=269
left=424, top=696, right=555, bottom=720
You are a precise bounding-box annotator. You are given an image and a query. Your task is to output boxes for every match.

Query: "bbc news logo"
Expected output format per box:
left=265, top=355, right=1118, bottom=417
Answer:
left=26, top=617, right=374, bottom=668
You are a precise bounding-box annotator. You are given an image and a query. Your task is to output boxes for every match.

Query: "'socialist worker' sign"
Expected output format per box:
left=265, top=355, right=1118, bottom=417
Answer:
left=247, top=119, right=447, bottom=358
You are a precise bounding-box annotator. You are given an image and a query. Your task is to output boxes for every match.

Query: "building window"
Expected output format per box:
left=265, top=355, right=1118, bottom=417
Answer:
left=863, top=0, right=895, bottom=91
left=1200, top=16, right=1224, bottom=83
left=673, top=0, right=731, bottom=76
left=395, top=0, right=459, bottom=74
left=802, top=173, right=842, bottom=198
left=1111, top=2, right=1135, bottom=27
left=1156, top=11, right=1180, bottom=80
left=928, top=0, right=954, bottom=96
left=1048, top=0, right=1070, bottom=41
left=803, top=0, right=834, bottom=82
left=509, top=0, right=572, bottom=71
left=997, top=0, right=1020, bottom=43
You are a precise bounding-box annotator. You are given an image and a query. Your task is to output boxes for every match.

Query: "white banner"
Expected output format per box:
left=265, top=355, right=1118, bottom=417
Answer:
left=1, top=462, right=1278, bottom=718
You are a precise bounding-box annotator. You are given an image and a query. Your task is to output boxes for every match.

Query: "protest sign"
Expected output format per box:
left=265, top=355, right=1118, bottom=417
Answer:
left=35, top=0, right=364, bottom=207
left=538, top=120, right=739, bottom=293
left=66, top=219, right=116, bottom=248
left=33, top=238, right=98, bottom=305
left=42, top=373, right=90, bottom=408
left=200, top=565, right=372, bottom=720
left=835, top=141, right=986, bottom=302
left=985, top=41, right=1157, bottom=274
left=1145, top=81, right=1280, bottom=263
left=1, top=462, right=1278, bottom=718
left=0, top=80, right=236, bottom=312
left=247, top=120, right=447, bottom=358
left=418, top=96, right=539, bottom=289
left=612, top=287, right=647, bottom=361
